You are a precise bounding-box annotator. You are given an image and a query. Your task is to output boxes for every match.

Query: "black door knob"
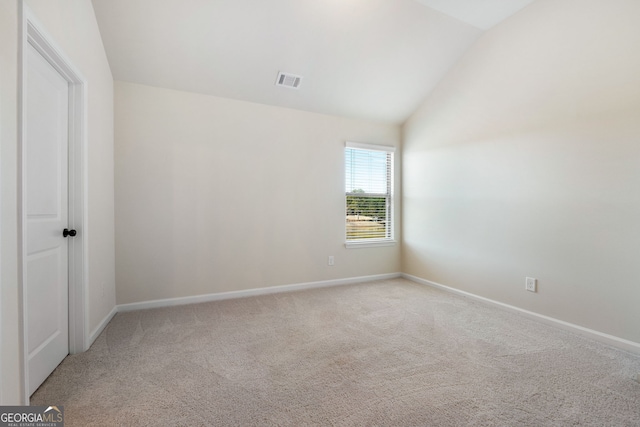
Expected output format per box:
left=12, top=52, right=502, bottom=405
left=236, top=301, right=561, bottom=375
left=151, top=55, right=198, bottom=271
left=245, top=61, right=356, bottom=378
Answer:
left=63, top=228, right=77, bottom=237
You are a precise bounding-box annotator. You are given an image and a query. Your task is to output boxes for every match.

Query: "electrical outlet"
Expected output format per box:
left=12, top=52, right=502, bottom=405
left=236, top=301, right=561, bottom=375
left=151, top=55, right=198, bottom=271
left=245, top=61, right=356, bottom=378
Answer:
left=525, top=277, right=537, bottom=292
left=328, top=256, right=335, bottom=266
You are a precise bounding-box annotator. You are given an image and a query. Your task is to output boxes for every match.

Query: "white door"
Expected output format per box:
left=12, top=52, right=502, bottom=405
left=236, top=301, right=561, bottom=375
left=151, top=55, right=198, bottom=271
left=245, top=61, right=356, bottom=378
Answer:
left=25, top=42, right=70, bottom=395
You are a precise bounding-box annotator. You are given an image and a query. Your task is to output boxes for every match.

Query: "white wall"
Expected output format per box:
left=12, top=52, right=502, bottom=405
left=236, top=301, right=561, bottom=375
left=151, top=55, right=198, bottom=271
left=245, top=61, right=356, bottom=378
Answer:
left=403, top=0, right=640, bottom=344
left=115, top=81, right=401, bottom=304
left=0, top=0, right=21, bottom=404
left=0, top=0, right=115, bottom=403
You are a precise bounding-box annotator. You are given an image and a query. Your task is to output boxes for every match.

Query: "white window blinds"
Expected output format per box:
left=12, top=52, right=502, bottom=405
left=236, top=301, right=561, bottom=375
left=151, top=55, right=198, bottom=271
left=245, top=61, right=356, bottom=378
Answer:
left=345, top=142, right=394, bottom=243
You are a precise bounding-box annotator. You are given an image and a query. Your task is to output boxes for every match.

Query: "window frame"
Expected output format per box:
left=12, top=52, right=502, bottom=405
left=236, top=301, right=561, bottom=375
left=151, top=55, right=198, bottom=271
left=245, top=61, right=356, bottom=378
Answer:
left=344, top=141, right=396, bottom=248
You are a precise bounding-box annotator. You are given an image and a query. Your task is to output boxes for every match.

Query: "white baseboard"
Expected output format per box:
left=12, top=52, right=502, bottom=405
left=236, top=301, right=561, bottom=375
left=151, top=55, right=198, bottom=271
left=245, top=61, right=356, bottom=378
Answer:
left=117, top=273, right=402, bottom=313
left=403, top=273, right=640, bottom=355
left=88, top=306, right=117, bottom=347
left=92, top=273, right=640, bottom=357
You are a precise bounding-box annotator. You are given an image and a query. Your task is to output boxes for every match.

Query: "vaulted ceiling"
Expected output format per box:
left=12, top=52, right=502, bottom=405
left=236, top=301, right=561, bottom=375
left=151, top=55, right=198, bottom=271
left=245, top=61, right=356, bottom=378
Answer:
left=92, top=0, right=534, bottom=124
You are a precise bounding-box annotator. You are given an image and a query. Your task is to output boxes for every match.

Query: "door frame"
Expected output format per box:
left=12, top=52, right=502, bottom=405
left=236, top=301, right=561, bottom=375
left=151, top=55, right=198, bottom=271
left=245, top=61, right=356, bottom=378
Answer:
left=19, top=5, right=88, bottom=403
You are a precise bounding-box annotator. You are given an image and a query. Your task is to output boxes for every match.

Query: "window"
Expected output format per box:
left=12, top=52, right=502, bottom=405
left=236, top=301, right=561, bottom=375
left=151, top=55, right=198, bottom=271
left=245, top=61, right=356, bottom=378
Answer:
left=345, top=142, right=395, bottom=247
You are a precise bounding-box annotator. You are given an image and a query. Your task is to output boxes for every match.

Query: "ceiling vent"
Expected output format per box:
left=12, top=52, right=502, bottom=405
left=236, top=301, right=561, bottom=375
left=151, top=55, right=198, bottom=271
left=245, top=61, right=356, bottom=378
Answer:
left=275, top=71, right=302, bottom=89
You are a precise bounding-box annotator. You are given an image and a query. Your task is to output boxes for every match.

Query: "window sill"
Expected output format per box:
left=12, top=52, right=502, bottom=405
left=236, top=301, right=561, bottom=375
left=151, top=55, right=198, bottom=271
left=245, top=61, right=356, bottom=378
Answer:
left=345, top=239, right=397, bottom=249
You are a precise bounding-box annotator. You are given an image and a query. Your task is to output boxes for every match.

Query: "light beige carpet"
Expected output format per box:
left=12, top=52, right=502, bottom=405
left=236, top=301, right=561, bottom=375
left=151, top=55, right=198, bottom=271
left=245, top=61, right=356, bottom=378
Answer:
left=32, top=278, right=640, bottom=426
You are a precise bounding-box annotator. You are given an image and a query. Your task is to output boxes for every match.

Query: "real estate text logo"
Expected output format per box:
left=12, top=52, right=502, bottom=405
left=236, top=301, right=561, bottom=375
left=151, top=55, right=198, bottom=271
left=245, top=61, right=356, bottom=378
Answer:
left=0, top=406, right=63, bottom=427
